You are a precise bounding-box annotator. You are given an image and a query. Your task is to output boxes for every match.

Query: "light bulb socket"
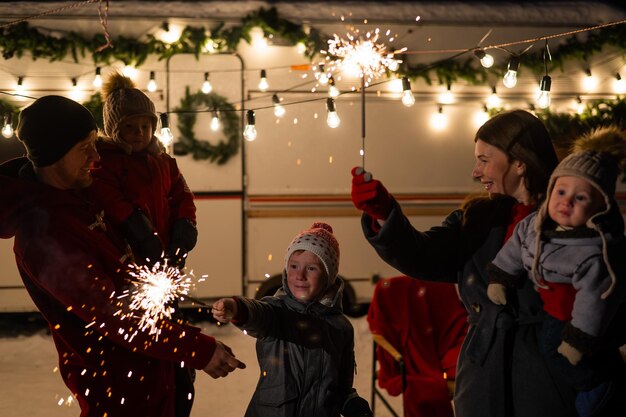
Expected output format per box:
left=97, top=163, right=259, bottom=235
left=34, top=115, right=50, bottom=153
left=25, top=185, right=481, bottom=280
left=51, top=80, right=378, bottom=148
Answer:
left=540, top=75, right=552, bottom=92
left=616, top=73, right=622, bottom=81
left=576, top=95, right=582, bottom=103
left=149, top=71, right=155, bottom=80
left=507, top=55, right=520, bottom=71
left=72, top=78, right=78, bottom=87
left=204, top=72, right=210, bottom=81
left=162, top=22, right=170, bottom=32
left=95, top=67, right=101, bottom=75
left=246, top=110, right=255, bottom=125
left=319, top=64, right=325, bottom=72
left=4, top=113, right=12, bottom=125
left=260, top=69, right=267, bottom=78
left=585, top=68, right=592, bottom=77
left=491, top=86, right=497, bottom=94
left=401, top=77, right=411, bottom=92
left=17, top=77, right=23, bottom=86
left=438, top=106, right=443, bottom=114
left=272, top=94, right=280, bottom=105
left=328, top=76, right=335, bottom=86
left=212, top=109, right=219, bottom=118
left=160, top=113, right=170, bottom=128
left=473, top=49, right=486, bottom=60
left=326, top=97, right=336, bottom=112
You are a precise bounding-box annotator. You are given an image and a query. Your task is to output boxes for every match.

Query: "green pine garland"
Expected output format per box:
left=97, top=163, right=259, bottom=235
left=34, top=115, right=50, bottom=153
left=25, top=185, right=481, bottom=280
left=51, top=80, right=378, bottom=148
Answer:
left=172, top=87, right=240, bottom=165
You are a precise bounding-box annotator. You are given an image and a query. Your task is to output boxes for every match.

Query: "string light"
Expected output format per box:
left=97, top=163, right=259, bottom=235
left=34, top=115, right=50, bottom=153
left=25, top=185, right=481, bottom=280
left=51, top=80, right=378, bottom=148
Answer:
left=503, top=55, right=520, bottom=88
left=473, top=49, right=494, bottom=68
left=474, top=105, right=490, bottom=127
left=15, top=77, right=24, bottom=93
left=582, top=69, right=598, bottom=92
left=401, top=77, right=415, bottom=107
left=537, top=41, right=552, bottom=109
left=244, top=110, right=257, bottom=141
left=201, top=72, right=213, bottom=94
left=147, top=71, right=157, bottom=92
left=272, top=94, right=286, bottom=117
left=537, top=75, right=552, bottom=109
left=328, top=76, right=340, bottom=97
left=70, top=78, right=80, bottom=100
left=326, top=98, right=340, bottom=128
left=210, top=110, right=220, bottom=131
left=575, top=95, right=585, bottom=114
left=486, top=86, right=501, bottom=109
left=438, top=82, right=454, bottom=104
left=122, top=65, right=138, bottom=80
left=430, top=106, right=447, bottom=131
left=93, top=67, right=102, bottom=88
left=317, top=64, right=329, bottom=85
left=2, top=114, right=13, bottom=138
left=258, top=69, right=269, bottom=91
left=613, top=73, right=626, bottom=94
left=158, top=113, right=174, bottom=146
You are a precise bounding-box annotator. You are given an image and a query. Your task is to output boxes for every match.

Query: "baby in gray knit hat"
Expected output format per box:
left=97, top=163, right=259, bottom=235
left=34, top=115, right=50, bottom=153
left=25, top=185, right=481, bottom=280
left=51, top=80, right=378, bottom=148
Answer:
left=486, top=126, right=626, bottom=417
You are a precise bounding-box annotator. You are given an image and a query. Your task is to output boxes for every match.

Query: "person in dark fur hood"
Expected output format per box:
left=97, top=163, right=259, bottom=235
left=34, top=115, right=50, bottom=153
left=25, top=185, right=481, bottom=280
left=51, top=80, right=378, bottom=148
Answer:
left=487, top=125, right=626, bottom=417
left=212, top=222, right=373, bottom=417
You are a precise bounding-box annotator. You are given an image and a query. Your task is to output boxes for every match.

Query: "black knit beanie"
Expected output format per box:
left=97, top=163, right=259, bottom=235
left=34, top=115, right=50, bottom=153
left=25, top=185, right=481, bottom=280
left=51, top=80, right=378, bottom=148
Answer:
left=17, top=95, right=97, bottom=167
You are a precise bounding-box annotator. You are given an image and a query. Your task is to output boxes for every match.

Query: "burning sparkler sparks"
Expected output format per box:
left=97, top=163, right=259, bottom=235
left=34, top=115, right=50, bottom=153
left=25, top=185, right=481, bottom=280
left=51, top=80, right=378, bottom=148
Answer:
left=117, top=261, right=193, bottom=340
left=323, top=28, right=405, bottom=83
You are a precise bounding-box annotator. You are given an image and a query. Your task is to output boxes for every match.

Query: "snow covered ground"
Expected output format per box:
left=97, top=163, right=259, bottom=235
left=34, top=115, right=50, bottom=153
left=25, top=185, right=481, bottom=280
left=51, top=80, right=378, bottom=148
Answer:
left=0, top=315, right=401, bottom=417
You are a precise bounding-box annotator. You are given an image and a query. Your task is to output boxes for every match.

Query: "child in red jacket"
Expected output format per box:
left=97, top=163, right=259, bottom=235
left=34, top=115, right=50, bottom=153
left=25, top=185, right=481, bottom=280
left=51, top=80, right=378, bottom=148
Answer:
left=90, top=72, right=197, bottom=268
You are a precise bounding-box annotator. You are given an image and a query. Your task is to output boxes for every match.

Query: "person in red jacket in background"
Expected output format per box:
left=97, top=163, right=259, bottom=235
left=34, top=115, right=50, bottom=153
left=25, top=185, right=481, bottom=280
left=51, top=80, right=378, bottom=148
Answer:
left=0, top=95, right=245, bottom=417
left=88, top=72, right=200, bottom=416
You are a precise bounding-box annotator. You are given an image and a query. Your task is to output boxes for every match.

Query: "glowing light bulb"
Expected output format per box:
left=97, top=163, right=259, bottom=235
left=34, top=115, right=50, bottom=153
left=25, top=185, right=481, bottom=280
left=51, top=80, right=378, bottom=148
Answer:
left=503, top=56, right=520, bottom=88
left=202, top=72, right=213, bottom=94
left=401, top=78, right=415, bottom=107
left=272, top=94, right=286, bottom=118
left=438, top=83, right=454, bottom=104
left=147, top=71, right=157, bottom=92
left=93, top=67, right=102, bottom=88
left=613, top=73, right=626, bottom=94
left=474, top=106, right=490, bottom=128
left=328, top=76, right=340, bottom=97
left=582, top=69, right=598, bottom=92
left=486, top=86, right=501, bottom=109
left=430, top=107, right=447, bottom=131
left=318, top=65, right=329, bottom=85
left=258, top=69, right=269, bottom=91
left=536, top=75, right=552, bottom=109
left=244, top=110, right=257, bottom=141
left=2, top=115, right=13, bottom=138
left=159, top=113, right=174, bottom=146
left=123, top=65, right=138, bottom=80
left=326, top=98, right=340, bottom=128
left=575, top=96, right=585, bottom=114
left=474, top=49, right=494, bottom=68
left=210, top=111, right=220, bottom=131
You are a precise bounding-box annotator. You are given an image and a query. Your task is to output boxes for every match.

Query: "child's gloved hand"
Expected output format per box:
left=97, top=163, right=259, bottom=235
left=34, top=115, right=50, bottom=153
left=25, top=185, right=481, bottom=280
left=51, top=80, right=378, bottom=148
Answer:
left=558, top=341, right=583, bottom=365
left=487, top=283, right=508, bottom=305
left=166, top=218, right=198, bottom=268
left=121, top=208, right=163, bottom=266
left=350, top=167, right=395, bottom=221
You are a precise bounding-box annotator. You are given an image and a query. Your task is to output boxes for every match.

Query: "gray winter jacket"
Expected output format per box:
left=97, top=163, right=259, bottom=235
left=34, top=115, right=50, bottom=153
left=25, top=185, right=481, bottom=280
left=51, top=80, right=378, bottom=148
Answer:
left=234, top=277, right=361, bottom=417
left=363, top=196, right=579, bottom=417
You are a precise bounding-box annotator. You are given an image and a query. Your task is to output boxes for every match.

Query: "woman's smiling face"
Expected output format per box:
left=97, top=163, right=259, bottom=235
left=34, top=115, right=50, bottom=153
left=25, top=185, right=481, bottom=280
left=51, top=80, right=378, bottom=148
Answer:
left=472, top=139, right=528, bottom=202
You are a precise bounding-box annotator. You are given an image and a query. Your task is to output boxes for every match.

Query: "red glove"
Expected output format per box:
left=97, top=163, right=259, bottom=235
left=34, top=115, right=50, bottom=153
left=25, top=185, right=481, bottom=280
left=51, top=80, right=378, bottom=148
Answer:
left=351, top=166, right=394, bottom=221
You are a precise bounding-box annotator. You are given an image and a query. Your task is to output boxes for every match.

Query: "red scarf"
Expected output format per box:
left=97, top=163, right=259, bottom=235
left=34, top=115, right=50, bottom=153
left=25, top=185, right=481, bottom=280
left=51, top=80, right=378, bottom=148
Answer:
left=504, top=202, right=534, bottom=242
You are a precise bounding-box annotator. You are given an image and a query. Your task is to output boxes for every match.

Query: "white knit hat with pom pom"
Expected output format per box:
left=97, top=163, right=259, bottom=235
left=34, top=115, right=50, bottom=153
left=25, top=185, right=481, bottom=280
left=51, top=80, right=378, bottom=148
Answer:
left=284, top=222, right=340, bottom=287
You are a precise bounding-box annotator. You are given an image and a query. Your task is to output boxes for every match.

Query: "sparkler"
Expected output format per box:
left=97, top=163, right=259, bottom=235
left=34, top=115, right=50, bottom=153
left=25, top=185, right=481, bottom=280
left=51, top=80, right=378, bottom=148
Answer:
left=323, top=27, right=405, bottom=168
left=117, top=261, right=193, bottom=340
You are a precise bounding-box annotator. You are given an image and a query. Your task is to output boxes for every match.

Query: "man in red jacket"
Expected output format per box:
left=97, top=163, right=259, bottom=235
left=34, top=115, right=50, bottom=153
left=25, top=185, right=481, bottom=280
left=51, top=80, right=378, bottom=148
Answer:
left=0, top=95, right=245, bottom=417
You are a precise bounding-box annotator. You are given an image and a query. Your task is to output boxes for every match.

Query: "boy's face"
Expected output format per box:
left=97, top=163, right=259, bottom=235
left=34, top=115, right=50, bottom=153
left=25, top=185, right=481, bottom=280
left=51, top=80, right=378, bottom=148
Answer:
left=286, top=250, right=327, bottom=303
left=118, top=115, right=154, bottom=152
left=548, top=175, right=605, bottom=228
